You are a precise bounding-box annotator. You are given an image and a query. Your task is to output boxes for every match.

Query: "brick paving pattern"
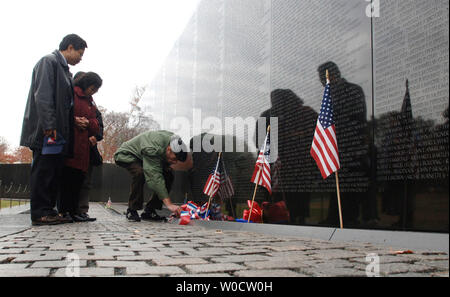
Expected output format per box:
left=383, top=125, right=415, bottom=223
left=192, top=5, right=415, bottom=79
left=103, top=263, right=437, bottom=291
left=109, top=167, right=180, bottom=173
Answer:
left=0, top=203, right=448, bottom=277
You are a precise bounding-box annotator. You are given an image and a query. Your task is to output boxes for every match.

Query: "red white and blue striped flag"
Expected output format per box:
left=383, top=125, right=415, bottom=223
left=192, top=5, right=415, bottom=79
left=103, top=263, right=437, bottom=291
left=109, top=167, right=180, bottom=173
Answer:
left=250, top=131, right=271, bottom=194
left=179, top=201, right=208, bottom=225
left=310, top=79, right=340, bottom=179
left=203, top=156, right=222, bottom=198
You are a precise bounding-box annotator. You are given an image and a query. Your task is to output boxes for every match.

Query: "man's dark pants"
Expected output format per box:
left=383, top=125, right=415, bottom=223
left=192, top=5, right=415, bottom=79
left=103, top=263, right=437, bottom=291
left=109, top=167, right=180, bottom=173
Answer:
left=59, top=166, right=86, bottom=215
left=30, top=151, right=64, bottom=220
left=116, top=161, right=173, bottom=212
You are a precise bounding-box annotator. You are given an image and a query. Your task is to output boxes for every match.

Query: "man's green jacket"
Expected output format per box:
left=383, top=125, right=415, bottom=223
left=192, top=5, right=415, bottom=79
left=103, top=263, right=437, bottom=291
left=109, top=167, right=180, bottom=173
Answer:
left=114, top=130, right=174, bottom=200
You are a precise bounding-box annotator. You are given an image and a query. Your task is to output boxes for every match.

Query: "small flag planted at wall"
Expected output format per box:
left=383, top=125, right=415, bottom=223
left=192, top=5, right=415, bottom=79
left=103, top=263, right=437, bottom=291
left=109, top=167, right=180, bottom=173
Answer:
left=310, top=75, right=340, bottom=179
left=250, top=129, right=271, bottom=194
left=203, top=168, right=221, bottom=198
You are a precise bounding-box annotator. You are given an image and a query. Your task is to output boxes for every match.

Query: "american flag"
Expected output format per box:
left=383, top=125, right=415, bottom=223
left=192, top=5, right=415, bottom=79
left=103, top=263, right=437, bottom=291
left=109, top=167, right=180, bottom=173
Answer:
left=310, top=80, right=340, bottom=179
left=217, top=159, right=234, bottom=200
left=250, top=131, right=271, bottom=194
left=202, top=156, right=222, bottom=198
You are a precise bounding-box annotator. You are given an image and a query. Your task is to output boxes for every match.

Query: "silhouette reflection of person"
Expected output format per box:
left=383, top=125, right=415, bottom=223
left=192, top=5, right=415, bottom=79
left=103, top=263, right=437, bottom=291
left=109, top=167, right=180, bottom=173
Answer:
left=317, top=62, right=371, bottom=226
left=188, top=133, right=254, bottom=218
left=188, top=134, right=220, bottom=205
left=257, top=89, right=318, bottom=224
left=379, top=79, right=418, bottom=229
left=436, top=106, right=449, bottom=191
left=379, top=111, right=408, bottom=219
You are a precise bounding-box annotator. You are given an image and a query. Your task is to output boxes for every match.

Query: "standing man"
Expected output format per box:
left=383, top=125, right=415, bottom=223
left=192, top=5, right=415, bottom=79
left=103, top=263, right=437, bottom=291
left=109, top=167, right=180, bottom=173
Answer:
left=20, top=34, right=87, bottom=226
left=114, top=131, right=187, bottom=222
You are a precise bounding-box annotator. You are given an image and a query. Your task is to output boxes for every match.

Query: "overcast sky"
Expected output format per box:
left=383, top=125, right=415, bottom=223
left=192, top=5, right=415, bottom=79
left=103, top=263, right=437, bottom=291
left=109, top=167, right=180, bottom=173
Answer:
left=0, top=0, right=200, bottom=148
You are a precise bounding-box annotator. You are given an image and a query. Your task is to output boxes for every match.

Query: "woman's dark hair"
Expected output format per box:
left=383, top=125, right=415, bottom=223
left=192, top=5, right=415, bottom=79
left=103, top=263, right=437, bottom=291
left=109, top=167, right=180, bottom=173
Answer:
left=73, top=71, right=86, bottom=83
left=74, top=72, right=103, bottom=91
left=59, top=34, right=88, bottom=51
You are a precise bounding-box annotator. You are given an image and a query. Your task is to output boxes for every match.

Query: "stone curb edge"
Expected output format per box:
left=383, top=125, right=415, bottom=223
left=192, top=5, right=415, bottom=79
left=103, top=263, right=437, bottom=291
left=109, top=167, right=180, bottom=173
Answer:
left=191, top=220, right=449, bottom=253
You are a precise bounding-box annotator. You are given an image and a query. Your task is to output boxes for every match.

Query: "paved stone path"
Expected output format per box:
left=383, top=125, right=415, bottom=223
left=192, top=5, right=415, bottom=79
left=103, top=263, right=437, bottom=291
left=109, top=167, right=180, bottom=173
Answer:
left=0, top=203, right=448, bottom=277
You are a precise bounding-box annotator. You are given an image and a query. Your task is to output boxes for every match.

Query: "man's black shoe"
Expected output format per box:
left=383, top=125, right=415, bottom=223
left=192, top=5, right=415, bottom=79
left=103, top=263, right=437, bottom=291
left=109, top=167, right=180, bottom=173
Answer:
left=141, top=211, right=167, bottom=222
left=80, top=213, right=96, bottom=222
left=126, top=209, right=141, bottom=222
left=72, top=214, right=88, bottom=222
left=58, top=213, right=74, bottom=224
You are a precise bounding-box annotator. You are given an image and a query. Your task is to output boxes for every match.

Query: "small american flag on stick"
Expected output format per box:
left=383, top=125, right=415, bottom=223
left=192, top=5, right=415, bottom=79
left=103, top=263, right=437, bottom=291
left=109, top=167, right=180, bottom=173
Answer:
left=203, top=168, right=221, bottom=198
left=310, top=72, right=340, bottom=179
left=310, top=69, right=343, bottom=228
left=250, top=129, right=271, bottom=194
left=203, top=152, right=222, bottom=215
left=248, top=126, right=271, bottom=223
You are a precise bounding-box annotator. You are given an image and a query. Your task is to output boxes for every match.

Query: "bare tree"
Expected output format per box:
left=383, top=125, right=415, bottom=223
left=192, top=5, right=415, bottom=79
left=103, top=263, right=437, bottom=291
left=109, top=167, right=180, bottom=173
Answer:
left=98, top=85, right=160, bottom=163
left=129, top=85, right=160, bottom=133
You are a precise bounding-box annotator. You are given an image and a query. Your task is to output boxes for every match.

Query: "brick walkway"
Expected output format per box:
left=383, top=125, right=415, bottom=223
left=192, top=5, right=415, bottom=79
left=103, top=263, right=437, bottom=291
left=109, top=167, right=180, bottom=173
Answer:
left=0, top=203, right=448, bottom=277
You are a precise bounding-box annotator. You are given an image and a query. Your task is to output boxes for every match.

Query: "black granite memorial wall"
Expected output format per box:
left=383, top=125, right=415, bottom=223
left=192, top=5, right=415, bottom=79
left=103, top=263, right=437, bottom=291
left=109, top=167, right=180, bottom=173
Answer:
left=144, top=0, right=449, bottom=232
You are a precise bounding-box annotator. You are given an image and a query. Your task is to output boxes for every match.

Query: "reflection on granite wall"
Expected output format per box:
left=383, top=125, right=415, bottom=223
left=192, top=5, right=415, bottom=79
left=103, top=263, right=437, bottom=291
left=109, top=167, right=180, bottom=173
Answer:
left=143, top=0, right=449, bottom=232
left=373, top=0, right=449, bottom=231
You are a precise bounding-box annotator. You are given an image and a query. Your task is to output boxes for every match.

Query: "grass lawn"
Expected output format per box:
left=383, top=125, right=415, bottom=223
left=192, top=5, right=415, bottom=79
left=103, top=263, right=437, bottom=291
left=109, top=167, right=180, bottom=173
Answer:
left=0, top=199, right=29, bottom=209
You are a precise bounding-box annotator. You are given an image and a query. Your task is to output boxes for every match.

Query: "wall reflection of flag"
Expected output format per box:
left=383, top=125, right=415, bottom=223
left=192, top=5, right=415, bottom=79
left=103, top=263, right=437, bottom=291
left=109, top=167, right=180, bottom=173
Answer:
left=271, top=157, right=282, bottom=192
left=218, top=173, right=234, bottom=200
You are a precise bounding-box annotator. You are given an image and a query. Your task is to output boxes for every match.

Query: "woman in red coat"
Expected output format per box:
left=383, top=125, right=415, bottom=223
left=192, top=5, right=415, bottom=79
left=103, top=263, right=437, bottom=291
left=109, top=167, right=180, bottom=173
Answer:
left=58, top=72, right=102, bottom=222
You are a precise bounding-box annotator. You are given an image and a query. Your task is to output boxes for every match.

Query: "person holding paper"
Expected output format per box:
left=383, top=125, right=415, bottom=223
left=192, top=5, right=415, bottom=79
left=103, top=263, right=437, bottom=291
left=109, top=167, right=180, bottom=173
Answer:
left=20, top=34, right=88, bottom=226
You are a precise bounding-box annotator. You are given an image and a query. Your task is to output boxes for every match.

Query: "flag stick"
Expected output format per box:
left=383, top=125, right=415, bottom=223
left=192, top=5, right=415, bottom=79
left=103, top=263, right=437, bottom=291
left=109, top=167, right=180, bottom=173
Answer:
left=248, top=125, right=270, bottom=223
left=248, top=179, right=260, bottom=223
left=335, top=171, right=343, bottom=229
left=206, top=152, right=222, bottom=217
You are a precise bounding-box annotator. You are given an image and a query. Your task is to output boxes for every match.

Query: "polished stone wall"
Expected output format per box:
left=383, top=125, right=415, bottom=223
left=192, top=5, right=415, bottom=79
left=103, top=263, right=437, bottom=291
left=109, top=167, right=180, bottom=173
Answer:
left=145, top=0, right=448, bottom=232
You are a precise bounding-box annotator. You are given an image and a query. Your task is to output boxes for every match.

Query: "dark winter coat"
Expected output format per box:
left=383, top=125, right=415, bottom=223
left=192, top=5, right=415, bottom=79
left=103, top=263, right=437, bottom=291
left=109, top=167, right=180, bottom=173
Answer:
left=20, top=50, right=74, bottom=156
left=64, top=87, right=99, bottom=173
